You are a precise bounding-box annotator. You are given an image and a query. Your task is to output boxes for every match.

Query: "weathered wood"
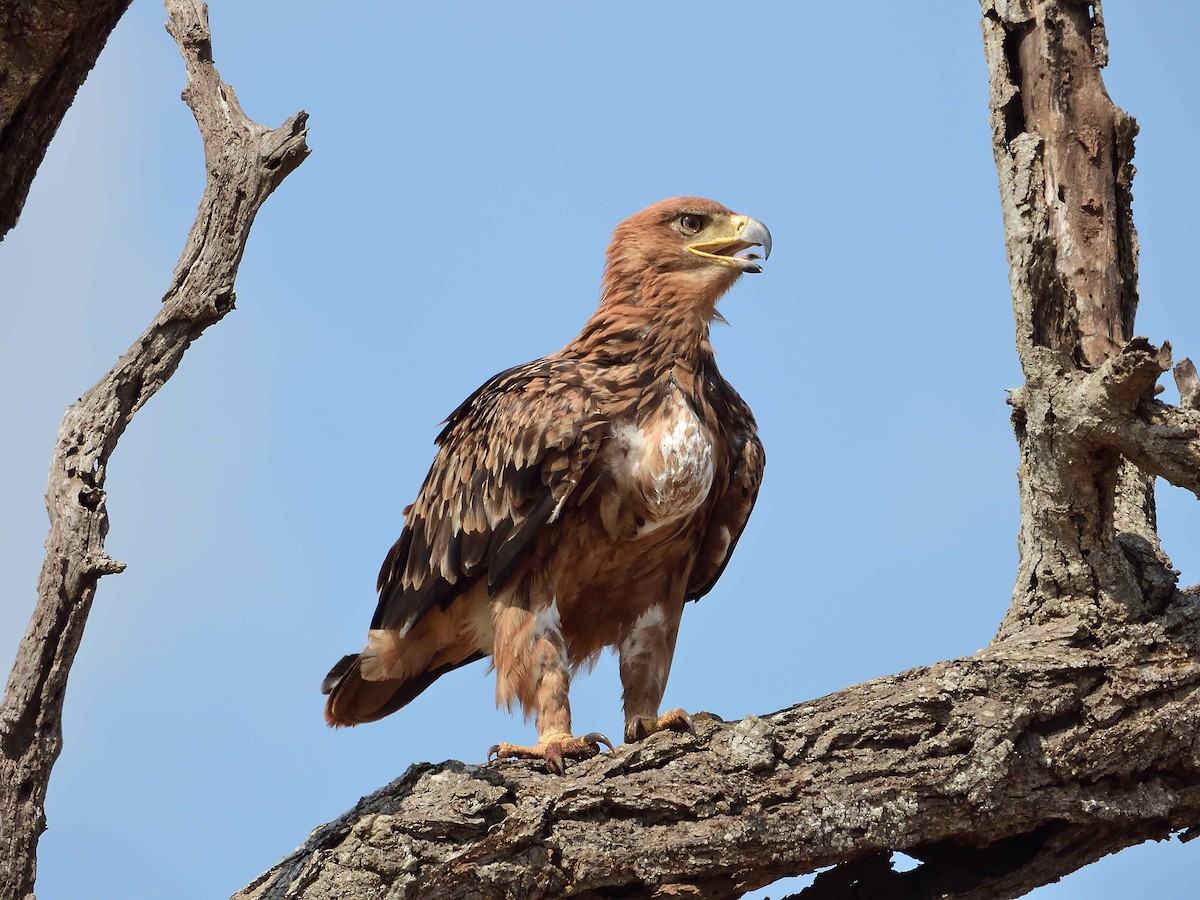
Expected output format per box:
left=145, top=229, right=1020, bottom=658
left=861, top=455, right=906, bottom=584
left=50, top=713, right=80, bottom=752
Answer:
left=1174, top=359, right=1200, bottom=410
left=237, top=607, right=1200, bottom=900
left=982, top=0, right=1158, bottom=641
left=0, top=0, right=133, bottom=242
left=0, top=2, right=308, bottom=897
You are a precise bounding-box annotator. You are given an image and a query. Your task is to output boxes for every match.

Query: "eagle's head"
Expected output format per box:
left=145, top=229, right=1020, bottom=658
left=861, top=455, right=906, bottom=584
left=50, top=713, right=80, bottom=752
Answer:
left=601, top=197, right=771, bottom=318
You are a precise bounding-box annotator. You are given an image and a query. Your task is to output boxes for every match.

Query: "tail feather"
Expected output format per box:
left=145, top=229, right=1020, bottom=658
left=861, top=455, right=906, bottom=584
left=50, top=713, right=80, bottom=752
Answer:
left=322, top=651, right=485, bottom=726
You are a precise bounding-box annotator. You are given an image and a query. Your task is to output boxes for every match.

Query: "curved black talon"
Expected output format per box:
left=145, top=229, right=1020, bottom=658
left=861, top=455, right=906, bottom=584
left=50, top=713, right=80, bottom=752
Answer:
left=544, top=745, right=566, bottom=776
left=581, top=732, right=614, bottom=751
left=662, top=709, right=694, bottom=734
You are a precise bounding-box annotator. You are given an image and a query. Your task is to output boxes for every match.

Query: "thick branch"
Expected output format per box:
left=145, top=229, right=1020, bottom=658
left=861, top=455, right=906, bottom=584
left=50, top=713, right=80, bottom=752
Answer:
left=1016, top=338, right=1200, bottom=503
left=793, top=821, right=1171, bottom=900
left=0, top=3, right=308, bottom=898
left=238, top=602, right=1200, bottom=900
left=0, top=0, right=133, bottom=242
left=1107, top=403, right=1200, bottom=501
left=1059, top=339, right=1200, bottom=500
left=980, top=0, right=1163, bottom=641
left=1084, top=337, right=1173, bottom=415
left=982, top=0, right=1138, bottom=371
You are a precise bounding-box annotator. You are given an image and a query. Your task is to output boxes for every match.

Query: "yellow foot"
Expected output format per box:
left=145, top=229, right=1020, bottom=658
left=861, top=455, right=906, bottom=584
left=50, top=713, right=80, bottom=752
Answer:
left=625, top=708, right=695, bottom=743
left=487, top=731, right=613, bottom=775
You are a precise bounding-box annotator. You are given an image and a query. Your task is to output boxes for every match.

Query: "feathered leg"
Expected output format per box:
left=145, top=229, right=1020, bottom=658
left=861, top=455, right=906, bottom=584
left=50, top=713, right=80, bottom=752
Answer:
left=619, top=598, right=693, bottom=742
left=488, top=598, right=610, bottom=773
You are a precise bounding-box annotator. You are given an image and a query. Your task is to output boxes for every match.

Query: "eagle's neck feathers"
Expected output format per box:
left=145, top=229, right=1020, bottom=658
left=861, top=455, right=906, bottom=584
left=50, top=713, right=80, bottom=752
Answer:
left=564, top=265, right=734, bottom=390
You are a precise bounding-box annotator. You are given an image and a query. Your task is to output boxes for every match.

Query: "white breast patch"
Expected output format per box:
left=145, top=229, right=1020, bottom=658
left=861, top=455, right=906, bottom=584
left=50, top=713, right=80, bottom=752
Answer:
left=613, top=393, right=715, bottom=534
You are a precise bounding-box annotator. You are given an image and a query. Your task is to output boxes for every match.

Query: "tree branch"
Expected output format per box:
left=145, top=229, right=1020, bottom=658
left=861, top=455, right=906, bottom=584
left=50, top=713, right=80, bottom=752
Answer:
left=1173, top=359, right=1200, bottom=411
left=1107, top=401, right=1200, bottom=501
left=1047, top=339, right=1200, bottom=501
left=980, top=0, right=1158, bottom=640
left=1084, top=337, right=1173, bottom=415
left=237, top=601, right=1200, bottom=900
left=0, top=3, right=308, bottom=897
left=1006, top=338, right=1200, bottom=503
left=0, top=0, right=133, bottom=242
left=792, top=821, right=1173, bottom=900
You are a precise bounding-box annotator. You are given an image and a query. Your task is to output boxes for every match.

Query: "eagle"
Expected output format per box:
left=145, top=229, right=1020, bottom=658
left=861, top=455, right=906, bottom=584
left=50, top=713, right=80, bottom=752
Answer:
left=322, top=197, right=769, bottom=773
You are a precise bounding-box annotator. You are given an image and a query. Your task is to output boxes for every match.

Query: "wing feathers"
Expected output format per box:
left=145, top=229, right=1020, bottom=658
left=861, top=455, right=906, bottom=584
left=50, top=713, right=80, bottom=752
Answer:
left=686, top=399, right=765, bottom=602
left=487, top=489, right=558, bottom=592
left=370, top=359, right=606, bottom=636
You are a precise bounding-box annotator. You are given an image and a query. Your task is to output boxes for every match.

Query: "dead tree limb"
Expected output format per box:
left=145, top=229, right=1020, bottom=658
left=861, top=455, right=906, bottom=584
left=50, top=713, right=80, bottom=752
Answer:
left=235, top=2, right=1200, bottom=897
left=0, top=0, right=134, bottom=242
left=0, top=2, right=309, bottom=897
left=236, top=608, right=1200, bottom=900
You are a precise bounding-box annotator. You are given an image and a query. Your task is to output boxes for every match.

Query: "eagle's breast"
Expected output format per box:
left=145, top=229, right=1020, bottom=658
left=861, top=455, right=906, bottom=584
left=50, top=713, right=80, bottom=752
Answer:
left=609, top=389, right=715, bottom=534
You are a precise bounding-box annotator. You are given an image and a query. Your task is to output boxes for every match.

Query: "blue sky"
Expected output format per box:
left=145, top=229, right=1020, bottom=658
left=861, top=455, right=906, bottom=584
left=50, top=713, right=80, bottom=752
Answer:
left=2, top=2, right=1199, bottom=897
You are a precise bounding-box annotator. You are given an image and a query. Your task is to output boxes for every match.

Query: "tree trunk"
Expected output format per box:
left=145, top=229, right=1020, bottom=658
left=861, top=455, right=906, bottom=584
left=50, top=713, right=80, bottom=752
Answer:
left=0, top=0, right=133, bottom=242
left=0, top=3, right=309, bottom=898
left=235, top=1, right=1200, bottom=897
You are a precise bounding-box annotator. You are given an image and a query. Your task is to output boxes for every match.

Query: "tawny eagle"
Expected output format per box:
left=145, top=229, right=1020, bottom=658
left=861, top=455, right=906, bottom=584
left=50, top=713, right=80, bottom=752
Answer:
left=323, top=197, right=769, bottom=773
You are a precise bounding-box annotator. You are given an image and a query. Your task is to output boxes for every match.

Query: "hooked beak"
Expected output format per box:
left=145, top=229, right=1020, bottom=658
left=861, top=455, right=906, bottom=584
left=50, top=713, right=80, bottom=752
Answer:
left=686, top=215, right=772, bottom=274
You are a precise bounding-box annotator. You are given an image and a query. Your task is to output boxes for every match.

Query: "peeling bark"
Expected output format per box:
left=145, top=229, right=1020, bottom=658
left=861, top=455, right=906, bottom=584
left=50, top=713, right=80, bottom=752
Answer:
left=0, top=0, right=133, bottom=242
left=981, top=0, right=1152, bottom=642
left=235, top=2, right=1200, bottom=898
left=0, top=3, right=308, bottom=898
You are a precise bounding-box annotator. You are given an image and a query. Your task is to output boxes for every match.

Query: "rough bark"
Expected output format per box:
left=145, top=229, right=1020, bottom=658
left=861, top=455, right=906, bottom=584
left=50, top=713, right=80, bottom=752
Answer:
left=236, top=2, right=1200, bottom=898
left=237, top=607, right=1200, bottom=900
left=982, top=0, right=1155, bottom=644
left=0, top=0, right=133, bottom=243
left=0, top=3, right=309, bottom=898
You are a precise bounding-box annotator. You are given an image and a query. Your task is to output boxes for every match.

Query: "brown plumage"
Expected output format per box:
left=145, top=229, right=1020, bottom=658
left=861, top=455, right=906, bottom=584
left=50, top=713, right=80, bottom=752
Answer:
left=323, top=197, right=769, bottom=771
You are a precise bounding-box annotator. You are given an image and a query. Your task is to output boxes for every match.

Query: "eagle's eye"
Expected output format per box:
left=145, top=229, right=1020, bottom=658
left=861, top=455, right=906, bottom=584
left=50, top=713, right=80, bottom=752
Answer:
left=678, top=214, right=704, bottom=235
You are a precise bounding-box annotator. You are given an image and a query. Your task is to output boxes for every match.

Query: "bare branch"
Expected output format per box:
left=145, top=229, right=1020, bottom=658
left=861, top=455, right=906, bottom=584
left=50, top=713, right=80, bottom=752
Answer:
left=1084, top=337, right=1173, bottom=415
left=237, top=606, right=1200, bottom=900
left=980, top=0, right=1156, bottom=640
left=1104, top=402, right=1200, bottom=500
left=0, top=0, right=133, bottom=242
left=0, top=3, right=308, bottom=896
left=982, top=0, right=1138, bottom=371
left=1174, top=359, right=1200, bottom=410
left=1025, top=339, right=1200, bottom=501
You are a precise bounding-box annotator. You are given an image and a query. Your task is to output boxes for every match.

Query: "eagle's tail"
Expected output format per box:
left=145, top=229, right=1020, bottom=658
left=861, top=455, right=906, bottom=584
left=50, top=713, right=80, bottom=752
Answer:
left=321, top=650, right=485, bottom=727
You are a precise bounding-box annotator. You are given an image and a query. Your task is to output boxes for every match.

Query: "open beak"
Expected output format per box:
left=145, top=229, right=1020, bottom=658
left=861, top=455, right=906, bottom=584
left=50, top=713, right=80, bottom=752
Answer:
left=686, top=215, right=772, bottom=274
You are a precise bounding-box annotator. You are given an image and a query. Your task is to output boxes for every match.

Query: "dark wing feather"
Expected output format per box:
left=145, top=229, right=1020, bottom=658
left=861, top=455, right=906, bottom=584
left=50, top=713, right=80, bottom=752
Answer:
left=372, top=358, right=607, bottom=633
left=687, top=393, right=765, bottom=602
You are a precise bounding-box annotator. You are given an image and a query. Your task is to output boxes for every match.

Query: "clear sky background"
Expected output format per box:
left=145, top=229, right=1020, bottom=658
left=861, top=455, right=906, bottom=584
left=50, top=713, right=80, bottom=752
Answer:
left=2, top=2, right=1199, bottom=898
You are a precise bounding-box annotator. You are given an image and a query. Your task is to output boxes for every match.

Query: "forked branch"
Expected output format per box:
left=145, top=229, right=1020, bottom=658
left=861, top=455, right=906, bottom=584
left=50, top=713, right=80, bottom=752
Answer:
left=0, top=3, right=308, bottom=897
